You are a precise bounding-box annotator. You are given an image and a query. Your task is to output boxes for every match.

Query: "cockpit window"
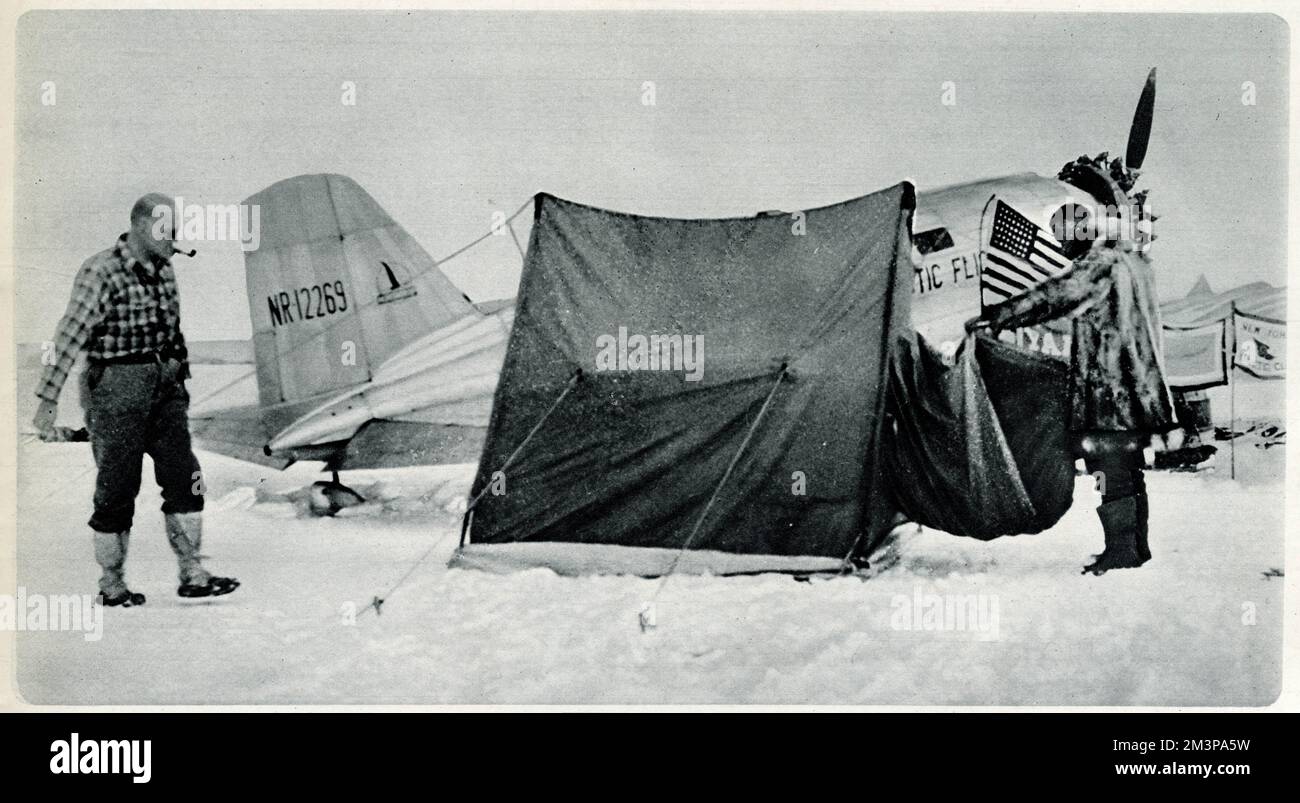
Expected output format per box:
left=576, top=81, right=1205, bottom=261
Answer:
left=913, top=227, right=955, bottom=255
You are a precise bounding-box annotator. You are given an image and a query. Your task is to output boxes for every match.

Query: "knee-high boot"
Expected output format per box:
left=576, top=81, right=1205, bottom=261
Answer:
left=165, top=512, right=240, bottom=597
left=1083, top=496, right=1144, bottom=575
left=164, top=512, right=211, bottom=586
left=93, top=530, right=129, bottom=596
left=92, top=530, right=145, bottom=606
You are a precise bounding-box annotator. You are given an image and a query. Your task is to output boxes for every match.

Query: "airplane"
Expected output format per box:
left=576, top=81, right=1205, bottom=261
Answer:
left=907, top=68, right=1157, bottom=354
left=187, top=172, right=518, bottom=512
left=188, top=69, right=1158, bottom=513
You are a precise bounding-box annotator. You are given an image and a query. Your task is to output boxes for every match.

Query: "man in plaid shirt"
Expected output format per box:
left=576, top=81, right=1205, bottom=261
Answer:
left=33, top=193, right=239, bottom=606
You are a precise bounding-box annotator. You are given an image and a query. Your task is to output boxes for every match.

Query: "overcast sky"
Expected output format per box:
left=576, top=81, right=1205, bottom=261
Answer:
left=13, top=10, right=1289, bottom=341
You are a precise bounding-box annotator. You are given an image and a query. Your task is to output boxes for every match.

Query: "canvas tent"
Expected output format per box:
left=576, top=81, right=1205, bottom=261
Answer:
left=884, top=329, right=1075, bottom=540
left=1186, top=273, right=1214, bottom=298
left=1159, top=278, right=1286, bottom=391
left=1159, top=278, right=1286, bottom=430
left=1161, top=279, right=1285, bottom=326
left=450, top=182, right=1077, bottom=576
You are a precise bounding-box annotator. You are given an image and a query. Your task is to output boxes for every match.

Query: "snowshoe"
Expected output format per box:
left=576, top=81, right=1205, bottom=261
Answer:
left=39, top=426, right=90, bottom=443
left=178, top=576, right=240, bottom=598
left=98, top=589, right=146, bottom=607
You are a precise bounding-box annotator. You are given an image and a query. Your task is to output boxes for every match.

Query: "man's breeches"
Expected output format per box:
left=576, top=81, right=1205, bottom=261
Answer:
left=81, top=361, right=204, bottom=533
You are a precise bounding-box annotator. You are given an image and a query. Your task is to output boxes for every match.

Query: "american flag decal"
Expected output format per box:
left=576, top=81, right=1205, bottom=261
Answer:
left=982, top=199, right=1071, bottom=307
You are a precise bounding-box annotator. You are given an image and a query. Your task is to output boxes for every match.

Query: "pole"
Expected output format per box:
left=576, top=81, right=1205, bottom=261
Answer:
left=1229, top=302, right=1236, bottom=479
left=1230, top=355, right=1236, bottom=479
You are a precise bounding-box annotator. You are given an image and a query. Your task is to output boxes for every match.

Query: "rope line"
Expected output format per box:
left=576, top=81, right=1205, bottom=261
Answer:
left=358, top=369, right=580, bottom=618
left=459, top=369, right=583, bottom=548
left=650, top=366, right=787, bottom=602
left=505, top=219, right=528, bottom=261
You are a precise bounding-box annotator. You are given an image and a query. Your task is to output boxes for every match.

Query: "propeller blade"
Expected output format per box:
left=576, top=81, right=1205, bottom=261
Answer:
left=1126, top=67, right=1157, bottom=170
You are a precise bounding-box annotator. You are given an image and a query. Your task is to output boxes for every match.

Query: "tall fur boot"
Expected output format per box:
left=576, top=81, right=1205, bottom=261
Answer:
left=1083, top=496, right=1144, bottom=575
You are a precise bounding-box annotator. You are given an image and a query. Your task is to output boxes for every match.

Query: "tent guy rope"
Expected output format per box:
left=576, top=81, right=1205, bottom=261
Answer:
left=355, top=369, right=581, bottom=619
left=645, top=365, right=789, bottom=616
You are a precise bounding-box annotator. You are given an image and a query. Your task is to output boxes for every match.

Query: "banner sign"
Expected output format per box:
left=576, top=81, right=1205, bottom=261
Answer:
left=1162, top=320, right=1229, bottom=390
left=1233, top=311, right=1286, bottom=380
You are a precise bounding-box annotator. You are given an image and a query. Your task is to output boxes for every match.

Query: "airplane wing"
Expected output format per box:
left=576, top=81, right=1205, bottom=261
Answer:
left=187, top=339, right=255, bottom=364
left=189, top=403, right=292, bottom=469
left=185, top=340, right=292, bottom=467
left=189, top=404, right=488, bottom=471
left=334, top=420, right=486, bottom=470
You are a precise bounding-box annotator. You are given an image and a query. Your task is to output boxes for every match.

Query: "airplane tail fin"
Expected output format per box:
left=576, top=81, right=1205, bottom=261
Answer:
left=241, top=174, right=481, bottom=421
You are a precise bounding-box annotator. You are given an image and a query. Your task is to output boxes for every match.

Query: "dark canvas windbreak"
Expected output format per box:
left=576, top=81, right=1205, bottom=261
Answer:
left=464, top=183, right=917, bottom=563
left=884, top=330, right=1075, bottom=539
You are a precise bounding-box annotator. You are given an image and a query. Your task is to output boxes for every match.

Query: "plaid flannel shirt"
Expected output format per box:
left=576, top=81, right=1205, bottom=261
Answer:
left=36, top=234, right=189, bottom=403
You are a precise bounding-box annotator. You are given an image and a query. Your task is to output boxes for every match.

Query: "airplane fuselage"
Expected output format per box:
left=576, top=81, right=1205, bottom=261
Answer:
left=910, top=172, right=1098, bottom=352
left=201, top=171, right=1104, bottom=466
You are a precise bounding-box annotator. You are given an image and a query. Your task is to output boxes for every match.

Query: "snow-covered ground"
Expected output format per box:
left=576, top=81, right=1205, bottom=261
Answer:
left=10, top=353, right=1287, bottom=705
left=11, top=425, right=1284, bottom=705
